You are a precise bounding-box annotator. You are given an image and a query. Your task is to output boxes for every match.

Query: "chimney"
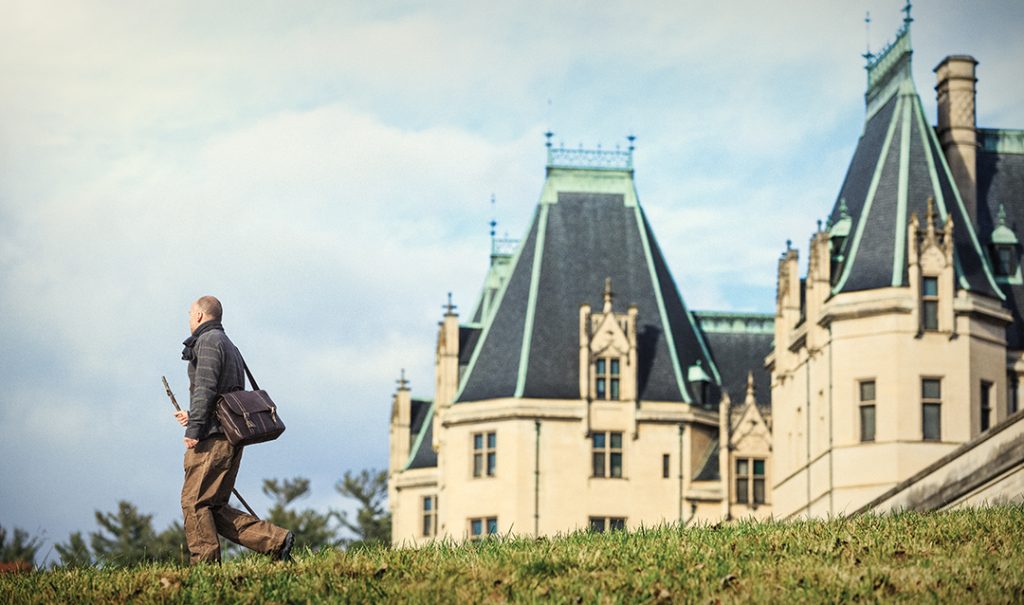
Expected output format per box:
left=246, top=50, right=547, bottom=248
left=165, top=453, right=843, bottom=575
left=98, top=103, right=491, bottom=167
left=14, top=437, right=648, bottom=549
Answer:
left=934, top=55, right=978, bottom=226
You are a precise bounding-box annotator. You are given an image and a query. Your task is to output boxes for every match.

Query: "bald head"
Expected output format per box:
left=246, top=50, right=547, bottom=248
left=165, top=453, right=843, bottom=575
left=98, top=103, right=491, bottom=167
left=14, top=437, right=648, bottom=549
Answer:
left=189, top=295, right=223, bottom=333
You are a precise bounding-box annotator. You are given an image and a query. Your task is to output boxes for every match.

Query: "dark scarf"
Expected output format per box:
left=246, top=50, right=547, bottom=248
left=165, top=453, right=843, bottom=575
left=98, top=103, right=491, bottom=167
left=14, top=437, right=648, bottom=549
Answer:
left=181, top=321, right=224, bottom=361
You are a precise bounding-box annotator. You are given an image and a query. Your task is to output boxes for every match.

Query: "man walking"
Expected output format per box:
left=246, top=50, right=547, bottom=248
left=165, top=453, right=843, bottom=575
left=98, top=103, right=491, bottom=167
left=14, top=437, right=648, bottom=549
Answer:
left=174, top=295, right=293, bottom=564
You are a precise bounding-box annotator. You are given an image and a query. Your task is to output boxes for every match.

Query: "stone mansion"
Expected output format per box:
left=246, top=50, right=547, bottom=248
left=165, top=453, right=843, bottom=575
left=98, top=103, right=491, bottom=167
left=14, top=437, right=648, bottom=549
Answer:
left=387, top=12, right=1024, bottom=544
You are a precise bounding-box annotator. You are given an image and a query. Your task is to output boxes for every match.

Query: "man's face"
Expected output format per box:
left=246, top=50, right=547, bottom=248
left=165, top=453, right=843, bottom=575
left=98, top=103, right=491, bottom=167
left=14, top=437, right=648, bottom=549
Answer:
left=188, top=302, right=203, bottom=333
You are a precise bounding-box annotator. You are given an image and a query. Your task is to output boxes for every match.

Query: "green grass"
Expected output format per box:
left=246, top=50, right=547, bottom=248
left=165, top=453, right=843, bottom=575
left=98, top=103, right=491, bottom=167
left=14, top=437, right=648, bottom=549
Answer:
left=5, top=505, right=1024, bottom=603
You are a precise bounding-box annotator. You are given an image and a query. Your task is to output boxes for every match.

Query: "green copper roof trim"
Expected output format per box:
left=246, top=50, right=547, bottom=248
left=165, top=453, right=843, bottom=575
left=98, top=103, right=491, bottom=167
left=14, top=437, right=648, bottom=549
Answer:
left=682, top=303, right=722, bottom=384
left=687, top=362, right=711, bottom=383
left=403, top=401, right=434, bottom=471
left=453, top=206, right=539, bottom=402
left=830, top=199, right=852, bottom=238
left=547, top=145, right=634, bottom=172
left=891, top=94, right=913, bottom=286
left=914, top=96, right=1004, bottom=300
left=539, top=167, right=639, bottom=207
left=865, top=10, right=913, bottom=122
left=978, top=129, right=1024, bottom=155
left=833, top=95, right=904, bottom=294
left=693, top=310, right=775, bottom=335
left=865, top=18, right=911, bottom=87
left=514, top=203, right=550, bottom=398
left=633, top=203, right=691, bottom=403
left=468, top=248, right=518, bottom=326
left=991, top=204, right=1018, bottom=245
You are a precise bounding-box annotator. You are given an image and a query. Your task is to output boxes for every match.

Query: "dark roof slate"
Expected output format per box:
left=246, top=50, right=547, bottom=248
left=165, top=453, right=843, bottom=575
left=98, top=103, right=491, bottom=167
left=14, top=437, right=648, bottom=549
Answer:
left=457, top=213, right=539, bottom=402
left=700, top=330, right=773, bottom=406
left=407, top=400, right=437, bottom=469
left=979, top=146, right=1024, bottom=349
left=409, top=399, right=430, bottom=437
left=458, top=326, right=482, bottom=367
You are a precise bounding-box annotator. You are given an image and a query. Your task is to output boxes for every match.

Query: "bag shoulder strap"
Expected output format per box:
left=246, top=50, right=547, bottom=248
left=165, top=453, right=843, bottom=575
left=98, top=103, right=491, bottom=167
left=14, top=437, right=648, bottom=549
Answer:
left=237, top=351, right=260, bottom=391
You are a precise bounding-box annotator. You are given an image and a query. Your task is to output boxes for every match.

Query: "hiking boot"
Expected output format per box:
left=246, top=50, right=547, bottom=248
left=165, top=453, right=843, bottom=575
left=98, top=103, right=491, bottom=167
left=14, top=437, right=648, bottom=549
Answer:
left=273, top=532, right=294, bottom=562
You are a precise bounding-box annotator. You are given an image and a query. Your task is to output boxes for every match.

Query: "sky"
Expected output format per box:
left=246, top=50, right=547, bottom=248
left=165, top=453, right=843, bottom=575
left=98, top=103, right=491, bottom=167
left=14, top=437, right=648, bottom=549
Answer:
left=1, top=0, right=1022, bottom=562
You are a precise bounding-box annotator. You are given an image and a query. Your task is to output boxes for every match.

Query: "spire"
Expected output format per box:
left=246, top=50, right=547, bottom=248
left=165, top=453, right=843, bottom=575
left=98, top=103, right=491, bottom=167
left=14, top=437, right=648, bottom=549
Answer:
left=396, top=369, right=410, bottom=391
left=443, top=292, right=457, bottom=316
left=603, top=277, right=614, bottom=312
left=489, top=194, right=497, bottom=241
left=901, top=1, right=913, bottom=26
left=744, top=370, right=756, bottom=406
left=926, top=196, right=937, bottom=234
left=862, top=11, right=874, bottom=63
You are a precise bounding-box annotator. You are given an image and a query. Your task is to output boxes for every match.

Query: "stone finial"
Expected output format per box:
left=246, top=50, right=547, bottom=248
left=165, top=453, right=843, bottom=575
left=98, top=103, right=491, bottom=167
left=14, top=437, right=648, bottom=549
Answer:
left=603, top=277, right=614, bottom=312
left=744, top=370, right=756, bottom=406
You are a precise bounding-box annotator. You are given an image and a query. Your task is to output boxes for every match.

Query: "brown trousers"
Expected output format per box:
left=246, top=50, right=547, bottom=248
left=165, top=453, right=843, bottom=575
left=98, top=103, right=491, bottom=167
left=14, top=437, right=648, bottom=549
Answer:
left=181, top=436, right=288, bottom=564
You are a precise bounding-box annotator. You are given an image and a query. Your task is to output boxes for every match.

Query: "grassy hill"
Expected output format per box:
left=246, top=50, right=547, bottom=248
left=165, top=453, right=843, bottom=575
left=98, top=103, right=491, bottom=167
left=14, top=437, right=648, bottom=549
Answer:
left=4, top=505, right=1023, bottom=603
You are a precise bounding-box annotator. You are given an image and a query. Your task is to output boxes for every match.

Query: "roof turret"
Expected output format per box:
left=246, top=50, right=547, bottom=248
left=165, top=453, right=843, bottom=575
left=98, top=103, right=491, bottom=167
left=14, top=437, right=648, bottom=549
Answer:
left=455, top=138, right=720, bottom=404
left=827, top=6, right=1002, bottom=299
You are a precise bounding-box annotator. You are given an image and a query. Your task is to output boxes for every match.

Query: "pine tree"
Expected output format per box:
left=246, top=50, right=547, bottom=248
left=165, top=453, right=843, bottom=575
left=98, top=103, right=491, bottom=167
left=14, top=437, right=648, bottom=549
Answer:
left=335, top=469, right=391, bottom=548
left=89, top=501, right=163, bottom=566
left=0, top=525, right=40, bottom=566
left=54, top=532, right=93, bottom=568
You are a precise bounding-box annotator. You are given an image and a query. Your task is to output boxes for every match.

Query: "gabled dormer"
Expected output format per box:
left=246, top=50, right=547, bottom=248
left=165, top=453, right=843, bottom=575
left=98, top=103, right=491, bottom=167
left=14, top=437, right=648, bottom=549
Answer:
left=828, top=199, right=852, bottom=284
left=989, top=204, right=1021, bottom=284
left=579, top=278, right=638, bottom=402
left=907, top=197, right=955, bottom=334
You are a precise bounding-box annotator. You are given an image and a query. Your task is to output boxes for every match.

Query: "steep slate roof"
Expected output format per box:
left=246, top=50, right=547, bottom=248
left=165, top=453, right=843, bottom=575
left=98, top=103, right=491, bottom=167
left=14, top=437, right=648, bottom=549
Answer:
left=406, top=399, right=437, bottom=469
left=978, top=129, right=1024, bottom=348
left=455, top=148, right=721, bottom=404
left=458, top=326, right=482, bottom=368
left=828, top=22, right=1002, bottom=300
left=693, top=311, right=773, bottom=406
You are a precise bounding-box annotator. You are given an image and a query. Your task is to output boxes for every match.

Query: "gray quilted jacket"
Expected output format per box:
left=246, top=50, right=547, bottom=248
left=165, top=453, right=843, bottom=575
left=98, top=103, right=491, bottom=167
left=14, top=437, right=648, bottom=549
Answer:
left=186, top=327, right=246, bottom=441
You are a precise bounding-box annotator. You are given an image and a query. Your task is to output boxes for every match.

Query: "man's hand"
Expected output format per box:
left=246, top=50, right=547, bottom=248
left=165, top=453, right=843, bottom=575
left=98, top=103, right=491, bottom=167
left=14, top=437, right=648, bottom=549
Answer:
left=174, top=410, right=189, bottom=427
left=184, top=438, right=198, bottom=449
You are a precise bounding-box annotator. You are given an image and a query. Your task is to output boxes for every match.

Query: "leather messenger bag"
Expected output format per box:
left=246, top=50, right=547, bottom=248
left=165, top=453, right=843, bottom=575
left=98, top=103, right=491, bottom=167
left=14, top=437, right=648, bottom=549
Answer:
left=216, top=359, right=285, bottom=447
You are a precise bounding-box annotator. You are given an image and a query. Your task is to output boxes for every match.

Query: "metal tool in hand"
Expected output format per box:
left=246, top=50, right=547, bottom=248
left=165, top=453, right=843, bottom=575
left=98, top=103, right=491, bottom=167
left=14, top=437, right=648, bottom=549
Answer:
left=161, top=376, right=260, bottom=519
